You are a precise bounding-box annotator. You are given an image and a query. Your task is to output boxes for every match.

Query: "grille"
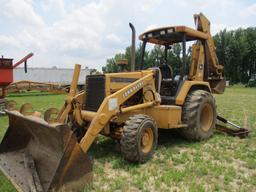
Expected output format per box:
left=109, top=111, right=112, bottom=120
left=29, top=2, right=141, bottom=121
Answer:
left=84, top=75, right=105, bottom=112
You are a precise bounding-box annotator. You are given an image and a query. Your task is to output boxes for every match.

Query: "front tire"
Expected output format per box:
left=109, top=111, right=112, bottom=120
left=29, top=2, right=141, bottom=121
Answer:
left=120, top=114, right=158, bottom=163
left=180, top=90, right=216, bottom=141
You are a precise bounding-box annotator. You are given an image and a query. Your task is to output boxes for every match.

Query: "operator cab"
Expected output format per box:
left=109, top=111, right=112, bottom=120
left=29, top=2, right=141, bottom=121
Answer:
left=139, top=26, right=208, bottom=104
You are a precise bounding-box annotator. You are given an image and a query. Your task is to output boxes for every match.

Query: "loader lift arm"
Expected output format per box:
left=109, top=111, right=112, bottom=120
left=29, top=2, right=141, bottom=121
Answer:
left=55, top=65, right=160, bottom=182
left=79, top=71, right=158, bottom=153
left=57, top=65, right=159, bottom=153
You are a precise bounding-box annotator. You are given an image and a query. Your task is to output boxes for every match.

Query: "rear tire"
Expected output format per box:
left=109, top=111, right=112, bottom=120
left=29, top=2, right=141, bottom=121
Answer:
left=120, top=114, right=158, bottom=163
left=180, top=90, right=216, bottom=141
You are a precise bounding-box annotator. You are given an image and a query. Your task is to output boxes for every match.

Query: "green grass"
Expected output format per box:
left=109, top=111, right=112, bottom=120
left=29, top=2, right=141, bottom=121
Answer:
left=0, top=86, right=256, bottom=191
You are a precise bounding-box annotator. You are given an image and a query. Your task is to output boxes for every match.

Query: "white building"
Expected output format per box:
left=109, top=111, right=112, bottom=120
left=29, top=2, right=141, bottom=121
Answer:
left=14, top=67, right=90, bottom=85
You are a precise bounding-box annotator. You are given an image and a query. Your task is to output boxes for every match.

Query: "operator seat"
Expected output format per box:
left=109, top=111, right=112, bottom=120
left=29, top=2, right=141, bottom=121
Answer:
left=159, top=64, right=173, bottom=80
left=159, top=64, right=179, bottom=101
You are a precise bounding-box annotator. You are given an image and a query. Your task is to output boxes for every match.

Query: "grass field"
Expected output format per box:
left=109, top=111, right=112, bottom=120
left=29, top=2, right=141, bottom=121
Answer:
left=0, top=86, right=256, bottom=192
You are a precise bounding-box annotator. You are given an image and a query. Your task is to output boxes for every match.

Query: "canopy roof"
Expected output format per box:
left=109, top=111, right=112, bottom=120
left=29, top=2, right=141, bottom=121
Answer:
left=139, top=26, right=208, bottom=45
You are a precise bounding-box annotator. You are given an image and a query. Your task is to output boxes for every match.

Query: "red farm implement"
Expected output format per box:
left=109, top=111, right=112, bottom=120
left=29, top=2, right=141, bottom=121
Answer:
left=0, top=53, right=33, bottom=113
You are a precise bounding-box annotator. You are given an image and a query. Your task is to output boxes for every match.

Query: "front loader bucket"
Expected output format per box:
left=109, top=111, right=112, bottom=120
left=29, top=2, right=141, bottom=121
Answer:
left=0, top=111, right=93, bottom=192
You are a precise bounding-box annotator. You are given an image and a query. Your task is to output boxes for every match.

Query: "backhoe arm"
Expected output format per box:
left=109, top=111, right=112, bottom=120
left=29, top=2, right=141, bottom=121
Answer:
left=193, top=13, right=226, bottom=94
left=194, top=13, right=224, bottom=76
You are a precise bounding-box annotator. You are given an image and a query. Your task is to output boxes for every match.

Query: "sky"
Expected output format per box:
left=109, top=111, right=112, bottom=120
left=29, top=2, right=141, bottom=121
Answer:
left=0, top=0, right=255, bottom=71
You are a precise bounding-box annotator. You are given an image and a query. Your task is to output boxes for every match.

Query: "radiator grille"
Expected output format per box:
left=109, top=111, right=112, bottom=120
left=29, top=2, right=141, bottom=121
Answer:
left=84, top=75, right=105, bottom=112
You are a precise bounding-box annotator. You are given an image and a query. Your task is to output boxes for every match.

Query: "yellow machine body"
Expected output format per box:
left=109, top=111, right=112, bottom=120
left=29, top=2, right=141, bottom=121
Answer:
left=0, top=13, right=225, bottom=192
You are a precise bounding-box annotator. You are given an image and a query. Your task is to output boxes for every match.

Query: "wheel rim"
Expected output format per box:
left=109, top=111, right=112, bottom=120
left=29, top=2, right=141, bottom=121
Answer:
left=200, top=103, right=214, bottom=132
left=141, top=127, right=154, bottom=153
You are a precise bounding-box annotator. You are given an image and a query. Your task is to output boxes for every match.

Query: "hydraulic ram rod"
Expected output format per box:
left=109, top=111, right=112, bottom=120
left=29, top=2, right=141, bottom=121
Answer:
left=217, top=115, right=241, bottom=129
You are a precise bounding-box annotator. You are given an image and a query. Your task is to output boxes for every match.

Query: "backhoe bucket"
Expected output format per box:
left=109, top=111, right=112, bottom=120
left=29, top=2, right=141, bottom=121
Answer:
left=0, top=110, right=93, bottom=192
left=210, top=79, right=226, bottom=94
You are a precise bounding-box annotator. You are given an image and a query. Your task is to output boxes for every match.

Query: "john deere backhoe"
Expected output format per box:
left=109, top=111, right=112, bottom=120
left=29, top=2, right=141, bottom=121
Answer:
left=0, top=13, right=230, bottom=191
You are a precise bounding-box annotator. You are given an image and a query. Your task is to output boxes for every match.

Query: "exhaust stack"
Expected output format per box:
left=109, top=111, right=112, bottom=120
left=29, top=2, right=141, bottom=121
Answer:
left=129, top=23, right=136, bottom=71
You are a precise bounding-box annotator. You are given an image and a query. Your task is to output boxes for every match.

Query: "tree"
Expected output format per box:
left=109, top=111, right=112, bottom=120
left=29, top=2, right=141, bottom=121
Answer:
left=102, top=53, right=126, bottom=73
left=89, top=68, right=101, bottom=75
left=214, top=27, right=256, bottom=83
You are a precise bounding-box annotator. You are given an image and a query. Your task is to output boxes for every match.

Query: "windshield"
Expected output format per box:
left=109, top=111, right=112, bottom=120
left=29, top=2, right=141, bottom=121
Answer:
left=140, top=33, right=189, bottom=80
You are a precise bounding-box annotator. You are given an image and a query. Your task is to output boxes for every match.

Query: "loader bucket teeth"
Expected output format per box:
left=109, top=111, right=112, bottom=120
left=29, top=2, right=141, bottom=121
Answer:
left=44, top=108, right=59, bottom=123
left=19, top=103, right=42, bottom=118
left=19, top=103, right=34, bottom=115
left=0, top=110, right=93, bottom=192
left=5, top=100, right=17, bottom=111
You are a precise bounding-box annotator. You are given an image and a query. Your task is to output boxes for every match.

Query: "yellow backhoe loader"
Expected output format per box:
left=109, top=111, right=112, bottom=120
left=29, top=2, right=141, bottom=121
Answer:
left=0, top=13, right=248, bottom=192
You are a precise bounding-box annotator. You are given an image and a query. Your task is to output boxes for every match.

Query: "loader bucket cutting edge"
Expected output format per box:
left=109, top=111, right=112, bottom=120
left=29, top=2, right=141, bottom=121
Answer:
left=0, top=110, right=93, bottom=192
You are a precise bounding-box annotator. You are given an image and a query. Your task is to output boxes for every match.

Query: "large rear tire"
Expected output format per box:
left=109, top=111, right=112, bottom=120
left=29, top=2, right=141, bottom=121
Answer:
left=120, top=114, right=158, bottom=163
left=180, top=90, right=216, bottom=141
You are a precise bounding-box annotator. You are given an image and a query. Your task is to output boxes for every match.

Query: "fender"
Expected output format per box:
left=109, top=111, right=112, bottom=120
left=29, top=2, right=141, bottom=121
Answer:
left=175, top=80, right=211, bottom=105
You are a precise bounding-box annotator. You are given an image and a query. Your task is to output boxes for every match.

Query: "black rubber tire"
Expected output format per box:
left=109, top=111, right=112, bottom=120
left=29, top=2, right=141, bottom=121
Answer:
left=120, top=114, right=158, bottom=163
left=180, top=90, right=216, bottom=141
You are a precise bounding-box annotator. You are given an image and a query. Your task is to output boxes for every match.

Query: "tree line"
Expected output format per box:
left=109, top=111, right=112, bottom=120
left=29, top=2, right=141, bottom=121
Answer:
left=102, top=27, right=256, bottom=84
left=214, top=28, right=256, bottom=83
